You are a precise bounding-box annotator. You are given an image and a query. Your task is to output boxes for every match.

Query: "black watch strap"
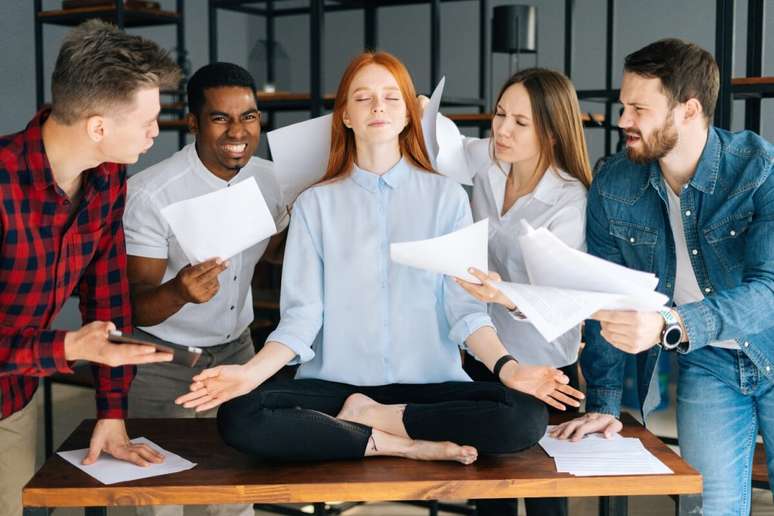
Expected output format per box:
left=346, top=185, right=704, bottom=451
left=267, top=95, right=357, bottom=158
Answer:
left=493, top=354, right=517, bottom=379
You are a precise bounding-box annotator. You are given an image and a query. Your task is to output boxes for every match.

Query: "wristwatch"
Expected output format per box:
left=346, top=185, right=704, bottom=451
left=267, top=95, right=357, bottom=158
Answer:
left=658, top=308, right=683, bottom=351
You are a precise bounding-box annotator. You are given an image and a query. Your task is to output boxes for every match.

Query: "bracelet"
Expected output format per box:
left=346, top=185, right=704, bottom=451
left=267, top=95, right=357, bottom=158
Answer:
left=493, top=354, right=518, bottom=379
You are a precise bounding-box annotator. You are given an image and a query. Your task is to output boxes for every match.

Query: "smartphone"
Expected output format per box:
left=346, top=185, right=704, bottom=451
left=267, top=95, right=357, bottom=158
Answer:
left=108, top=330, right=203, bottom=368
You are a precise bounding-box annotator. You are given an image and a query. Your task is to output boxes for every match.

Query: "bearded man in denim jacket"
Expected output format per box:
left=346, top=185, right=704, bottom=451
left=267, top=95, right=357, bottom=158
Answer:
left=553, top=39, right=774, bottom=516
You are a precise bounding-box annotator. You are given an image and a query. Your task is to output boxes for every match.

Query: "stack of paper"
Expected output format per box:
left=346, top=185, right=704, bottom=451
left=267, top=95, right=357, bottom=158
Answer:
left=494, top=222, right=669, bottom=341
left=539, top=427, right=672, bottom=476
left=388, top=218, right=668, bottom=341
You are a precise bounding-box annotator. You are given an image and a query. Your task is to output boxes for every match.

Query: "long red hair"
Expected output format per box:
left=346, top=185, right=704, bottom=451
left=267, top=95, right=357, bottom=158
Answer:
left=319, top=52, right=435, bottom=183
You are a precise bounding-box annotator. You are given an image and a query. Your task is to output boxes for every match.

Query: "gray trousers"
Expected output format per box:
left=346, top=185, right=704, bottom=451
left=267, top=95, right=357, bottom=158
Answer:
left=129, top=329, right=255, bottom=516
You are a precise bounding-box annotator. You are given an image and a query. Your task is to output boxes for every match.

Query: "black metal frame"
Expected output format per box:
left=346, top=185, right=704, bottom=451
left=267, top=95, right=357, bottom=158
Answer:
left=208, top=0, right=491, bottom=134
left=32, top=0, right=188, bottom=460
left=705, top=0, right=772, bottom=132
left=563, top=0, right=619, bottom=157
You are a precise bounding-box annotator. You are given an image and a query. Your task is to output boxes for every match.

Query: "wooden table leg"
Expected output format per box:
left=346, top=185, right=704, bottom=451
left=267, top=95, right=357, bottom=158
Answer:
left=599, top=495, right=628, bottom=516
left=676, top=494, right=702, bottom=515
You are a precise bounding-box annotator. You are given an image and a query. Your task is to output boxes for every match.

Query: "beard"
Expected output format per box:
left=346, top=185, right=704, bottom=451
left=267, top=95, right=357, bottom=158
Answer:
left=624, top=112, right=679, bottom=165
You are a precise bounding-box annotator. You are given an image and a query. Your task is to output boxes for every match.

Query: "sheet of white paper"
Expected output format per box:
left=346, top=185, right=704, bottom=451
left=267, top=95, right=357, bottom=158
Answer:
left=539, top=428, right=646, bottom=457
left=390, top=219, right=488, bottom=283
left=57, top=437, right=196, bottom=485
left=496, top=282, right=669, bottom=342
left=420, top=79, right=472, bottom=186
left=435, top=114, right=472, bottom=185
left=519, top=222, right=661, bottom=295
left=422, top=77, right=444, bottom=167
left=554, top=456, right=672, bottom=476
left=161, top=178, right=277, bottom=265
left=267, top=114, right=332, bottom=204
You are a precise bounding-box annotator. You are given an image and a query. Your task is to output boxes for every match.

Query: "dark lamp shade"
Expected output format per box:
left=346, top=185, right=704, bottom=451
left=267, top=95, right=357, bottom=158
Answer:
left=492, top=5, right=537, bottom=53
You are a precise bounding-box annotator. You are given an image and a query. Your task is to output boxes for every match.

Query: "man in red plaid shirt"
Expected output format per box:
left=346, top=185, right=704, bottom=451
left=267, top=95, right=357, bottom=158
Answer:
left=0, top=20, right=180, bottom=516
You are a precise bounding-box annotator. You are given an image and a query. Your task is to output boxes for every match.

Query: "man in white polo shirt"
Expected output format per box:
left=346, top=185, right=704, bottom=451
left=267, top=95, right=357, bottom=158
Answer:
left=123, top=62, right=287, bottom=516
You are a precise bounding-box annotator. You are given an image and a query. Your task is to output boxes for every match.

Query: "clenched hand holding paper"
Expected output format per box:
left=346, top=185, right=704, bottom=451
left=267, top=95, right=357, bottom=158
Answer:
left=390, top=220, right=667, bottom=341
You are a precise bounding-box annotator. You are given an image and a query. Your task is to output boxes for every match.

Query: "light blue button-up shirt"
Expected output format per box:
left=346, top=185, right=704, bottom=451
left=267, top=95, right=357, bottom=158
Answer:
left=267, top=158, right=494, bottom=386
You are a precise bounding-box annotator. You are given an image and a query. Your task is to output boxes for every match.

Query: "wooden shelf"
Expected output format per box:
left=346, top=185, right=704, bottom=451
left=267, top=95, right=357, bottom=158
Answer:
left=446, top=112, right=607, bottom=128
left=732, top=76, right=774, bottom=99
left=37, top=6, right=179, bottom=27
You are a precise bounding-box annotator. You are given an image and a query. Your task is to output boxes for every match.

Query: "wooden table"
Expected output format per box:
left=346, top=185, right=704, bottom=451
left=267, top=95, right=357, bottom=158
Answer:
left=23, top=414, right=701, bottom=516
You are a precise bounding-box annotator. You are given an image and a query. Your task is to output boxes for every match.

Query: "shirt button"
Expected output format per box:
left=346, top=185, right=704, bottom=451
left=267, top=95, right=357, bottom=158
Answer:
left=692, top=249, right=698, bottom=255
left=230, top=305, right=235, bottom=310
left=767, top=366, right=771, bottom=373
left=226, top=334, right=231, bottom=339
left=730, top=230, right=736, bottom=236
left=666, top=282, right=672, bottom=288
left=234, top=276, right=237, bottom=281
left=685, top=210, right=691, bottom=216
left=704, top=287, right=711, bottom=293
left=629, top=237, right=636, bottom=243
left=744, top=341, right=750, bottom=347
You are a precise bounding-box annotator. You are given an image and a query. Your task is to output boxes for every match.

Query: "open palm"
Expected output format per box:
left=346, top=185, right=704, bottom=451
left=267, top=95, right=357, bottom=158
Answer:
left=175, top=364, right=258, bottom=412
left=504, top=363, right=584, bottom=411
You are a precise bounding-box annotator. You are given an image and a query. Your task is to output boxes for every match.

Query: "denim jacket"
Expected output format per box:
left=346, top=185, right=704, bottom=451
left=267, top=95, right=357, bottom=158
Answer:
left=581, top=127, right=774, bottom=419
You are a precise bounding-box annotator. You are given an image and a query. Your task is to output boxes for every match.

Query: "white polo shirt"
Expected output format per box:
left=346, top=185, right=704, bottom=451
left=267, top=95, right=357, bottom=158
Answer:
left=465, top=137, right=588, bottom=367
left=124, top=143, right=288, bottom=347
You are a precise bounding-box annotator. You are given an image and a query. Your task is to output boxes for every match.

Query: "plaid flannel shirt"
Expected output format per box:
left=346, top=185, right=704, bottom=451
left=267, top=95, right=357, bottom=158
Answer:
left=0, top=108, right=133, bottom=419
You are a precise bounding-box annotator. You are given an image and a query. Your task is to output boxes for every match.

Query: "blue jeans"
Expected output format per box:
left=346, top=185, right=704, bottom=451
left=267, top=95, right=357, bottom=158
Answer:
left=678, top=346, right=774, bottom=516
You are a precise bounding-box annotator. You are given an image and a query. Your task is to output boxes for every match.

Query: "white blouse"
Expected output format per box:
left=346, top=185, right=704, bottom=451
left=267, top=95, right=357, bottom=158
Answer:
left=465, top=137, right=588, bottom=367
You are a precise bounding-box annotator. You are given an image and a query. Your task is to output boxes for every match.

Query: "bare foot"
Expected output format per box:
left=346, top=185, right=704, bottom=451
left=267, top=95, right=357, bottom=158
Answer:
left=336, top=392, right=376, bottom=423
left=406, top=439, right=478, bottom=465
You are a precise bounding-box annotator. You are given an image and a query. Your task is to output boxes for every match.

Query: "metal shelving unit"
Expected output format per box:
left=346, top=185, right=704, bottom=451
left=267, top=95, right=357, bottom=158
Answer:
left=208, top=0, right=492, bottom=132
left=34, top=0, right=189, bottom=148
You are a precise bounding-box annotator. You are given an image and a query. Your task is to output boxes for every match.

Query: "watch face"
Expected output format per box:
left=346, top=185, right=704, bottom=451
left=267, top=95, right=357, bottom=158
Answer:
left=664, top=326, right=682, bottom=347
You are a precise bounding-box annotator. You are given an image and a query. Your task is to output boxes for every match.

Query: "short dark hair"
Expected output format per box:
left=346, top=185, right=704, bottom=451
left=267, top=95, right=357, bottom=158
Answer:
left=186, top=63, right=257, bottom=119
left=624, top=38, right=719, bottom=123
left=51, top=19, right=180, bottom=125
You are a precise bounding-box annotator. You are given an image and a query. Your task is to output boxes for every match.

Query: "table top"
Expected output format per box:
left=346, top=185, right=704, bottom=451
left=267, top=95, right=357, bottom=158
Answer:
left=24, top=413, right=701, bottom=508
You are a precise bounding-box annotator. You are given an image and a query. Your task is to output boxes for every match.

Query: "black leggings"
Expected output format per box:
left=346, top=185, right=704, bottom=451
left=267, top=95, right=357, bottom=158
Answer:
left=464, top=353, right=580, bottom=516
left=217, top=378, right=548, bottom=462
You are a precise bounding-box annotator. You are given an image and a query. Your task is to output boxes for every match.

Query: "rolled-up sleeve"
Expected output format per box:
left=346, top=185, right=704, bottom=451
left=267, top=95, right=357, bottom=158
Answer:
left=266, top=197, right=322, bottom=364
left=442, top=188, right=495, bottom=347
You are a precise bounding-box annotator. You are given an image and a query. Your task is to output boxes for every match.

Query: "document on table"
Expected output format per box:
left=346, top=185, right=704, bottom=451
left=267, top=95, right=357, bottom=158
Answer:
left=160, top=177, right=277, bottom=265
left=57, top=437, right=196, bottom=485
left=266, top=113, right=332, bottom=204
left=390, top=219, right=488, bottom=283
left=493, top=222, right=669, bottom=341
left=540, top=427, right=672, bottom=477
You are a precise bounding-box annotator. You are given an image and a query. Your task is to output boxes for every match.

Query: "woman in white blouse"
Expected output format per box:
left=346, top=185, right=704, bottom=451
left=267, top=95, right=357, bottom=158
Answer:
left=451, top=68, right=592, bottom=516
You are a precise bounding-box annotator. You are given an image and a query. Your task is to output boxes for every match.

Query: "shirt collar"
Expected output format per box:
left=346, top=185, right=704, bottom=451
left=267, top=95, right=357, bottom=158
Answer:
left=23, top=108, right=57, bottom=191
left=531, top=167, right=568, bottom=206
left=24, top=107, right=113, bottom=198
left=188, top=142, right=247, bottom=188
left=688, top=127, right=721, bottom=194
left=648, top=127, right=720, bottom=196
left=351, top=157, right=411, bottom=192
left=489, top=162, right=567, bottom=208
